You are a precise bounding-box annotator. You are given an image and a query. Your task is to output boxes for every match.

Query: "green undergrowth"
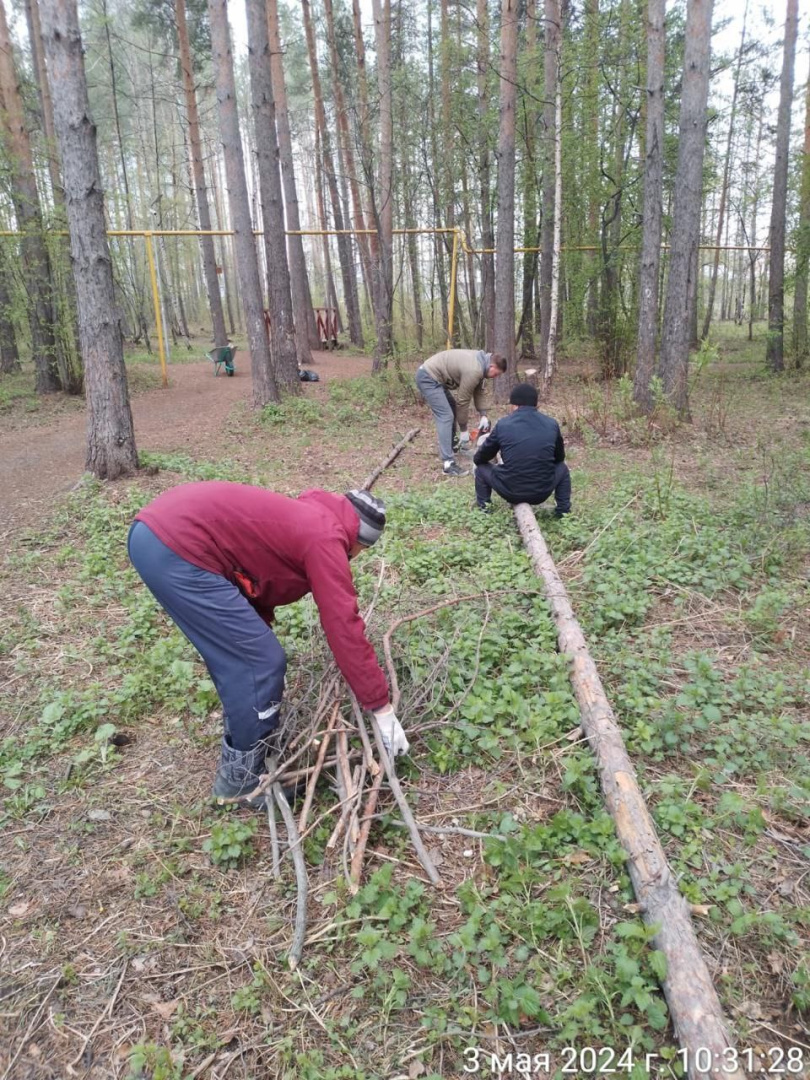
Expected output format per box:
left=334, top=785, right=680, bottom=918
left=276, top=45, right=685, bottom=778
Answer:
left=1, top=446, right=809, bottom=1076
left=259, top=371, right=416, bottom=432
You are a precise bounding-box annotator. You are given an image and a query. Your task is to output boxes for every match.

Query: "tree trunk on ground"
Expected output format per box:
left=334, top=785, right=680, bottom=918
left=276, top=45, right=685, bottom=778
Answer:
left=539, top=0, right=560, bottom=363
left=301, top=0, right=363, bottom=348
left=477, top=0, right=495, bottom=351
left=493, top=0, right=518, bottom=385
left=701, top=1, right=747, bottom=341
left=207, top=0, right=278, bottom=406
left=266, top=0, right=317, bottom=361
left=766, top=0, right=799, bottom=372
left=176, top=0, right=228, bottom=349
left=40, top=0, right=138, bottom=478
left=514, top=502, right=746, bottom=1080
left=792, top=74, right=810, bottom=364
left=246, top=0, right=299, bottom=393
left=659, top=0, right=713, bottom=416
left=371, top=0, right=394, bottom=369
left=0, top=249, right=20, bottom=373
left=634, top=0, right=665, bottom=411
left=0, top=0, right=60, bottom=395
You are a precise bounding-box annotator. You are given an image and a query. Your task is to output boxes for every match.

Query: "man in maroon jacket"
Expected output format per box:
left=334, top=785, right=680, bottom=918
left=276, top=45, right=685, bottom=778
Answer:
left=127, top=482, right=407, bottom=806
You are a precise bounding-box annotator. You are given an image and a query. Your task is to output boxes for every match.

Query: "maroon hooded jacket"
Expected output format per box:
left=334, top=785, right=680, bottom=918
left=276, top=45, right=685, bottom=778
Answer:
left=135, top=481, right=389, bottom=711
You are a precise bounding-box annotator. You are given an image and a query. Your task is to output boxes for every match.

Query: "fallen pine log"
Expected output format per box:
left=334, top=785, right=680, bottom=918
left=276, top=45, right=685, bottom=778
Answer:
left=513, top=503, right=745, bottom=1080
left=360, top=427, right=420, bottom=491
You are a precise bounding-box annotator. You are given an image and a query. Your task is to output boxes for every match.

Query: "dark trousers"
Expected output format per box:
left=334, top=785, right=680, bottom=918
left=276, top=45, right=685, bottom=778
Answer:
left=475, top=460, right=572, bottom=513
left=127, top=521, right=286, bottom=750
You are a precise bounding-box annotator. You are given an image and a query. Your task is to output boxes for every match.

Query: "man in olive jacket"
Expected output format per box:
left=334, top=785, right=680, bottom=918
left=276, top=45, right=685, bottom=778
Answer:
left=415, top=348, right=506, bottom=476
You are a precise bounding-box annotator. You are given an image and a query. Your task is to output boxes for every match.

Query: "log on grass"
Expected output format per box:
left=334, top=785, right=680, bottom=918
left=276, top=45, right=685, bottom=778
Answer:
left=513, top=503, right=745, bottom=1080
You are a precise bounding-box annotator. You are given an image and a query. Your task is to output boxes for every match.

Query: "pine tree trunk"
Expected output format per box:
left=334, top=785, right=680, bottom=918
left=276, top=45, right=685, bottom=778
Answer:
left=314, top=126, right=340, bottom=331
left=25, top=0, right=82, bottom=393
left=634, top=0, right=665, bottom=410
left=792, top=73, right=810, bottom=363
left=701, top=1, right=747, bottom=340
left=266, top=0, right=317, bottom=361
left=584, top=0, right=600, bottom=335
left=477, top=0, right=495, bottom=352
left=539, top=0, right=560, bottom=362
left=659, top=0, right=713, bottom=416
left=176, top=0, right=227, bottom=349
left=404, top=172, right=424, bottom=348
left=766, top=0, right=799, bottom=372
left=494, top=0, right=518, bottom=383
left=323, top=0, right=374, bottom=312
left=207, top=0, right=278, bottom=406
left=301, top=0, right=363, bottom=348
left=519, top=0, right=539, bottom=359
left=371, top=0, right=394, bottom=369
left=350, top=0, right=380, bottom=272
left=40, top=0, right=138, bottom=478
left=0, top=248, right=20, bottom=373
left=246, top=0, right=299, bottom=393
left=544, top=78, right=562, bottom=388
left=0, top=0, right=60, bottom=394
left=426, top=1, right=448, bottom=337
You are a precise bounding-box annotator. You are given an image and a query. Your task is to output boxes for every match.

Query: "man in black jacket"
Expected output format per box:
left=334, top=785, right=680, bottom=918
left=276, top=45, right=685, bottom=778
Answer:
left=473, top=383, right=571, bottom=516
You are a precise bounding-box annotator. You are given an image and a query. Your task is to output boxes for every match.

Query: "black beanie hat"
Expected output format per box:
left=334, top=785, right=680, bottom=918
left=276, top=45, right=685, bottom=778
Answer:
left=509, top=383, right=538, bottom=407
left=345, top=489, right=386, bottom=546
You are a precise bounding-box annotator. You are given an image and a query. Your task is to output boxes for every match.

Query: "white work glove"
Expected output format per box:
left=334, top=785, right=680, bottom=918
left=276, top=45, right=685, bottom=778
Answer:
left=373, top=705, right=410, bottom=758
left=458, top=430, right=471, bottom=448
left=478, top=415, right=491, bottom=434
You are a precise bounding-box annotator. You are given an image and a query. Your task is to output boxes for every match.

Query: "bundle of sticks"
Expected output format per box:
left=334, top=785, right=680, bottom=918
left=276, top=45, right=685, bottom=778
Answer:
left=218, top=429, right=441, bottom=968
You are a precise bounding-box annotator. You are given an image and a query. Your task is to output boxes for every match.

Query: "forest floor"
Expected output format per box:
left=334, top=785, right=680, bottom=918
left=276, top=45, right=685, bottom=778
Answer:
left=1, top=325, right=809, bottom=1080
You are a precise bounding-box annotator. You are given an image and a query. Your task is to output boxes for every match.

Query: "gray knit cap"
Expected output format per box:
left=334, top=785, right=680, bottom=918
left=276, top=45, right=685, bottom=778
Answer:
left=345, top=489, right=386, bottom=547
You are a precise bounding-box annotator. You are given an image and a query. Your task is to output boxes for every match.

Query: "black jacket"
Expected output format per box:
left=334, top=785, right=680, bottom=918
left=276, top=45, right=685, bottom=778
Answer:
left=473, top=407, right=565, bottom=501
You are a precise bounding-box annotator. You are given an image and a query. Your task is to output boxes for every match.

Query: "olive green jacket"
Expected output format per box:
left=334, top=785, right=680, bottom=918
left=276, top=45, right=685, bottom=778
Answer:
left=419, top=349, right=491, bottom=430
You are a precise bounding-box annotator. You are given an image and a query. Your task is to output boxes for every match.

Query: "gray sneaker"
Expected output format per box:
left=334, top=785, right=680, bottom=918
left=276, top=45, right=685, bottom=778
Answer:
left=443, top=461, right=469, bottom=478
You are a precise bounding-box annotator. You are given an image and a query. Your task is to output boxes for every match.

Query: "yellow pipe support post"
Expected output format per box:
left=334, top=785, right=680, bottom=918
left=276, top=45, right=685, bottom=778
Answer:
left=446, top=228, right=460, bottom=349
left=144, top=232, right=169, bottom=388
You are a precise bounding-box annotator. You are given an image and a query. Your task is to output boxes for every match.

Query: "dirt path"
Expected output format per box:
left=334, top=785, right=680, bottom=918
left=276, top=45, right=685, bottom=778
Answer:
left=0, top=350, right=374, bottom=536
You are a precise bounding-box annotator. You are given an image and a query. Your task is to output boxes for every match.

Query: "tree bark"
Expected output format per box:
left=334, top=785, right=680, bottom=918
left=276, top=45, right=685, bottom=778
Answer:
left=0, top=247, right=20, bottom=373
left=514, top=502, right=746, bottom=1080
left=766, top=0, right=799, bottom=372
left=477, top=0, right=495, bottom=351
left=659, top=0, right=713, bottom=416
left=519, top=0, right=539, bottom=360
left=25, top=0, right=82, bottom=393
left=300, top=0, right=363, bottom=348
left=539, top=0, right=560, bottom=364
left=266, top=0, right=317, bottom=361
left=701, top=1, right=747, bottom=341
left=176, top=0, right=227, bottom=348
left=543, top=78, right=562, bottom=388
left=634, top=0, right=665, bottom=411
left=371, top=0, right=394, bottom=369
left=246, top=0, right=299, bottom=393
left=493, top=0, right=518, bottom=384
left=584, top=0, right=600, bottom=335
left=207, top=0, right=278, bottom=406
left=792, top=73, right=810, bottom=363
left=0, top=0, right=60, bottom=394
left=323, top=0, right=374, bottom=311
left=39, top=0, right=138, bottom=478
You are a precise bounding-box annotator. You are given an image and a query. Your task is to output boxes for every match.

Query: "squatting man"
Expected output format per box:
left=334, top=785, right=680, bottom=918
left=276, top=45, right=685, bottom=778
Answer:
left=415, top=348, right=507, bottom=476
left=474, top=382, right=571, bottom=516
left=128, top=481, right=406, bottom=806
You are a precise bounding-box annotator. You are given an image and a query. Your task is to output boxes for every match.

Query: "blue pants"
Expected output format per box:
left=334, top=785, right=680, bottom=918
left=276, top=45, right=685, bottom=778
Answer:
left=127, top=521, right=286, bottom=750
left=475, top=461, right=572, bottom=513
